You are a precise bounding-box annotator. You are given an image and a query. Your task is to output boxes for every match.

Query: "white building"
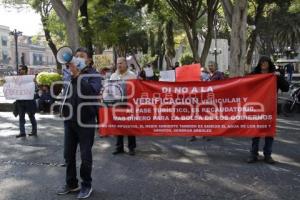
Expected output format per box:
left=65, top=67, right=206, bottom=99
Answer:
left=10, top=35, right=56, bottom=67
left=0, top=24, right=56, bottom=70
left=0, top=25, right=11, bottom=66
left=198, top=38, right=229, bottom=72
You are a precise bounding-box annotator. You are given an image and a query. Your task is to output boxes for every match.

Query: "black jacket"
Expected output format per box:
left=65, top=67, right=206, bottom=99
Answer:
left=62, top=67, right=102, bottom=124
left=252, top=68, right=289, bottom=92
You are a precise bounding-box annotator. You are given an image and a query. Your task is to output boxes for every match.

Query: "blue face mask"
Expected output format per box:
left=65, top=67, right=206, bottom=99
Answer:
left=72, top=57, right=86, bottom=71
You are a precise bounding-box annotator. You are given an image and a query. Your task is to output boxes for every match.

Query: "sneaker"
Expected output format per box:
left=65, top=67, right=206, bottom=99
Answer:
left=16, top=134, right=26, bottom=138
left=264, top=156, right=275, bottom=164
left=112, top=149, right=125, bottom=155
left=128, top=149, right=135, bottom=156
left=57, top=185, right=80, bottom=195
left=77, top=186, right=93, bottom=199
left=247, top=156, right=258, bottom=163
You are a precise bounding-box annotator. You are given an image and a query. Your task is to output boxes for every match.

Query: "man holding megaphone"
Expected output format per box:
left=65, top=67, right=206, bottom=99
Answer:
left=56, top=47, right=102, bottom=199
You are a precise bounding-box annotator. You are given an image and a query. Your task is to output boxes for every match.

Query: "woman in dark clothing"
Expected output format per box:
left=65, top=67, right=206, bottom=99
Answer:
left=247, top=56, right=289, bottom=164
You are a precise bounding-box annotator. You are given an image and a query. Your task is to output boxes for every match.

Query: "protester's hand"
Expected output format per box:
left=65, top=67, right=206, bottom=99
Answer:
left=69, top=63, right=80, bottom=77
left=274, top=71, right=280, bottom=76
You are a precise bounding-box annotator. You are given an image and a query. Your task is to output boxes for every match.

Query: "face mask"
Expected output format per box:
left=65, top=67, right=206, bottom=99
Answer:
left=72, top=57, right=86, bottom=71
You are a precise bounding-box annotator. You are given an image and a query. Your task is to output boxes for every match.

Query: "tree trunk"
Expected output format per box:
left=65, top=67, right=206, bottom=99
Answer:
left=149, top=30, right=155, bottom=57
left=80, top=0, right=93, bottom=53
left=200, top=27, right=213, bottom=67
left=200, top=0, right=218, bottom=67
left=165, top=19, right=176, bottom=68
left=228, top=0, right=248, bottom=77
left=65, top=16, right=80, bottom=51
left=50, top=0, right=82, bottom=51
left=42, top=17, right=62, bottom=72
left=184, top=23, right=199, bottom=61
left=191, top=24, right=199, bottom=61
left=246, top=1, right=265, bottom=71
left=165, top=56, right=172, bottom=69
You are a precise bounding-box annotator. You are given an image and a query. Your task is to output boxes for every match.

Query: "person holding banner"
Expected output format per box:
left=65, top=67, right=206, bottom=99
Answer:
left=208, top=61, right=225, bottom=81
left=57, top=47, right=102, bottom=199
left=110, top=57, right=137, bottom=156
left=15, top=65, right=37, bottom=138
left=247, top=56, right=289, bottom=164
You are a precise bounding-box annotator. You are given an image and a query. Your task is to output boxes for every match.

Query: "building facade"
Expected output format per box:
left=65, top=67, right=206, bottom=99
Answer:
left=10, top=35, right=56, bottom=67
left=0, top=25, right=55, bottom=69
left=0, top=25, right=11, bottom=66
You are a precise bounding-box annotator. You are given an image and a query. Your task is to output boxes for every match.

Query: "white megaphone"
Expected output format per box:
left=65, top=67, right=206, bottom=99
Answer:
left=57, top=46, right=86, bottom=71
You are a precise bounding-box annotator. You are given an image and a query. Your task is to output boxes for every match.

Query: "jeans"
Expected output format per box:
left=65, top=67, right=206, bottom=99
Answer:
left=251, top=137, right=274, bottom=157
left=64, top=121, right=95, bottom=188
left=287, top=73, right=293, bottom=82
left=19, top=110, right=37, bottom=135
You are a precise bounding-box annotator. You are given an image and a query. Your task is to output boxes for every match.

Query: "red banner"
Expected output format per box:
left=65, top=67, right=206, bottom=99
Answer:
left=99, top=74, right=277, bottom=137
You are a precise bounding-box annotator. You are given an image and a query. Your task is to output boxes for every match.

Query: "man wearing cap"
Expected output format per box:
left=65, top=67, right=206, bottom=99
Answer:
left=57, top=47, right=102, bottom=199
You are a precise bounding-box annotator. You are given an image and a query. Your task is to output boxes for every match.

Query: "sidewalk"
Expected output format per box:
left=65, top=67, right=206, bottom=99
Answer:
left=0, top=112, right=299, bottom=200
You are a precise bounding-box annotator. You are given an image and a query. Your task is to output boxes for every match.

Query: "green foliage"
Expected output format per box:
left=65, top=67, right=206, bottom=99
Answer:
left=141, top=54, right=157, bottom=66
left=256, top=0, right=300, bottom=54
left=89, top=0, right=146, bottom=54
left=289, top=0, right=300, bottom=13
left=180, top=53, right=194, bottom=65
left=36, top=72, right=62, bottom=86
left=47, top=11, right=67, bottom=47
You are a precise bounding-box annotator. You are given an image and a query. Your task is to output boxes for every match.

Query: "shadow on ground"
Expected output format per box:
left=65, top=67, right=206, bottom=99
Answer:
left=0, top=112, right=299, bottom=200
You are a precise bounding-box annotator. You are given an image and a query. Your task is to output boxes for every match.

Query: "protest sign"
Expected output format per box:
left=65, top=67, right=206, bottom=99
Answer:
left=93, top=54, right=113, bottom=70
left=175, top=64, right=201, bottom=82
left=3, top=75, right=35, bottom=100
left=159, top=70, right=176, bottom=82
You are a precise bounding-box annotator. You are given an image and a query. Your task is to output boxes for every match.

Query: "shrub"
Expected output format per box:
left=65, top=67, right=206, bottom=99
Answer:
left=180, top=53, right=194, bottom=65
left=36, top=72, right=62, bottom=86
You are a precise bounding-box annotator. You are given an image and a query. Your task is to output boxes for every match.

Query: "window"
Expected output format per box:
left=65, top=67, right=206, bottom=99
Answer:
left=2, top=50, right=9, bottom=64
left=1, top=36, right=8, bottom=46
left=33, top=53, right=44, bottom=65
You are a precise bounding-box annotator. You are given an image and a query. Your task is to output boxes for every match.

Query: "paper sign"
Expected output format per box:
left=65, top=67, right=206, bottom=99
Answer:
left=159, top=70, right=176, bottom=82
left=3, top=75, right=35, bottom=100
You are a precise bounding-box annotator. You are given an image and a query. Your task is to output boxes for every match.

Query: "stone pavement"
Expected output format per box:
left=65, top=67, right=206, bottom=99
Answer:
left=0, top=112, right=299, bottom=200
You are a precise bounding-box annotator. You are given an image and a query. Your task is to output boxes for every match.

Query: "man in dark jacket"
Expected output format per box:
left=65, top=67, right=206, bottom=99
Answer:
left=284, top=63, right=295, bottom=83
left=15, top=65, right=37, bottom=138
left=247, top=56, right=289, bottom=164
left=208, top=61, right=225, bottom=81
left=57, top=48, right=102, bottom=199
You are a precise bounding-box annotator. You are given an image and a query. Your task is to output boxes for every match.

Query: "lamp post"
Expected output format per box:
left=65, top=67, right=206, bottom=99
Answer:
left=9, top=29, right=22, bottom=74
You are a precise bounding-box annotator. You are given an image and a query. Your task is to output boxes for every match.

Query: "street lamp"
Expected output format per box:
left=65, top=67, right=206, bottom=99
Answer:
left=209, top=48, right=222, bottom=66
left=9, top=29, right=22, bottom=74
left=286, top=46, right=293, bottom=59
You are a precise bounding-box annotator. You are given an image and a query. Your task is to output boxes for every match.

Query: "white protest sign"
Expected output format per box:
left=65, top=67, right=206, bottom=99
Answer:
left=159, top=70, right=175, bottom=82
left=144, top=68, right=154, bottom=77
left=3, top=75, right=35, bottom=100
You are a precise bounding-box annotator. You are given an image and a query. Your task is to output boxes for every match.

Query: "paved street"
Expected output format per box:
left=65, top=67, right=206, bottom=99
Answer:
left=0, top=112, right=299, bottom=200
